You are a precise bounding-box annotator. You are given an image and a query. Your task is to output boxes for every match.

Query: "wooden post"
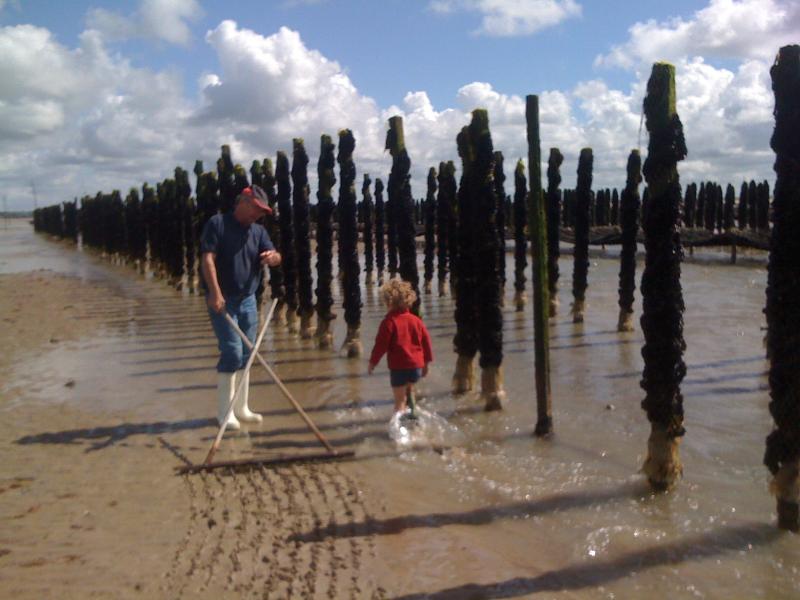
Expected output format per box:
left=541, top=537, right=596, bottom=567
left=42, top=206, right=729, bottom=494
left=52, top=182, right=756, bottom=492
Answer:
left=640, top=62, right=688, bottom=491
left=526, top=95, right=552, bottom=437
left=764, top=44, right=800, bottom=531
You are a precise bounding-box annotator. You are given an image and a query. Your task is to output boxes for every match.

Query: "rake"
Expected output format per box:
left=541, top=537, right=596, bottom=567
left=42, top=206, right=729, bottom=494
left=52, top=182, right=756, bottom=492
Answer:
left=178, top=299, right=354, bottom=474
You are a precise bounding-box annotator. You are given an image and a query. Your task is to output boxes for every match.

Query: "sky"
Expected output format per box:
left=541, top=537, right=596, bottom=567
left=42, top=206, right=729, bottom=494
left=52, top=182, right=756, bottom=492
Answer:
left=0, top=0, right=797, bottom=211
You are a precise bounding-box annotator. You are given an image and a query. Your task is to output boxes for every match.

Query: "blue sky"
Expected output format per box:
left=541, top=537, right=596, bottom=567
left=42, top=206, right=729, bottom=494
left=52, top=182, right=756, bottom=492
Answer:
left=0, top=0, right=797, bottom=210
left=4, top=0, right=707, bottom=106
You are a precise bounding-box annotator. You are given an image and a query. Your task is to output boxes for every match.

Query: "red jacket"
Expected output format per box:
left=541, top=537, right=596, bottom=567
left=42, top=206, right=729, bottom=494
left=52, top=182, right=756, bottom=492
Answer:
left=369, top=308, right=433, bottom=370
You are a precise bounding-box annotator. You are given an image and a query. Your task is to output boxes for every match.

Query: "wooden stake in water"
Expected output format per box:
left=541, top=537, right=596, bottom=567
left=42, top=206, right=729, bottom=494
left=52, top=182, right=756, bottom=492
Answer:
left=526, top=95, right=553, bottom=437
left=640, top=62, right=688, bottom=491
left=764, top=44, right=800, bottom=532
left=617, top=150, right=642, bottom=332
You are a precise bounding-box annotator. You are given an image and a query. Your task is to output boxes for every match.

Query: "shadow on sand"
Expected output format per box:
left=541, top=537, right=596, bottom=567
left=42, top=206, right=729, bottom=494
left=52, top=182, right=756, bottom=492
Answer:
left=291, top=481, right=649, bottom=543
left=15, top=417, right=216, bottom=452
left=391, top=522, right=780, bottom=599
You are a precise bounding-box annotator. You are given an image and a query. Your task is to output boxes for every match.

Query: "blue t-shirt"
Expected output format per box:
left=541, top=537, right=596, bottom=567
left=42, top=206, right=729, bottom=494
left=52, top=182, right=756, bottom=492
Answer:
left=200, top=213, right=274, bottom=299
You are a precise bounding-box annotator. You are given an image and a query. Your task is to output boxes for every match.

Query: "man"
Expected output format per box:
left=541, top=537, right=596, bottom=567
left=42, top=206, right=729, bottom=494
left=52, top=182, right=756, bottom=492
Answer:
left=200, top=185, right=282, bottom=430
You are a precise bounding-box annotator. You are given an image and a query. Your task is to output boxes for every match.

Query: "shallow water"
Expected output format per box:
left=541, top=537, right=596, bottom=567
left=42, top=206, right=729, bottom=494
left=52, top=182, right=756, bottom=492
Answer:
left=4, top=220, right=799, bottom=598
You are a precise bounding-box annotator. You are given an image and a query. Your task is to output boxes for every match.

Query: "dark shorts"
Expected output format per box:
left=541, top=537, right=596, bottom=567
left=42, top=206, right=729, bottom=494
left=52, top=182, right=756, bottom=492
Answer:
left=390, top=368, right=422, bottom=387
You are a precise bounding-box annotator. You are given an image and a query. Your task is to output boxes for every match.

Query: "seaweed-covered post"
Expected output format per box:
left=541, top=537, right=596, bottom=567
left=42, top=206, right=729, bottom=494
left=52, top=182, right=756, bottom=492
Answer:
left=174, top=170, right=192, bottom=289
left=452, top=126, right=479, bottom=393
left=436, top=162, right=451, bottom=296
left=386, top=169, right=399, bottom=279
left=386, top=116, right=421, bottom=313
left=683, top=183, right=696, bottom=227
left=546, top=148, right=563, bottom=316
left=527, top=95, right=552, bottom=434
left=374, top=178, right=386, bottom=285
left=723, top=183, right=738, bottom=263
left=315, top=135, right=337, bottom=349
left=617, top=150, right=642, bottom=332
left=572, top=148, right=593, bottom=323
left=217, top=145, right=237, bottom=214
left=469, top=110, right=505, bottom=410
left=749, top=180, right=758, bottom=230
left=704, top=182, right=717, bottom=232
left=362, top=175, right=375, bottom=285
left=493, top=152, right=507, bottom=302
left=124, top=188, right=146, bottom=274
left=640, top=62, right=688, bottom=491
left=251, top=159, right=266, bottom=309
left=276, top=151, right=299, bottom=333
left=180, top=173, right=198, bottom=293
left=737, top=181, right=749, bottom=230
left=424, top=167, right=437, bottom=294
left=764, top=44, right=800, bottom=531
left=261, top=158, right=285, bottom=321
left=695, top=182, right=706, bottom=229
left=757, top=180, right=770, bottom=231
left=447, top=161, right=459, bottom=300
left=292, top=139, right=315, bottom=339
left=723, top=183, right=736, bottom=232
left=141, top=183, right=157, bottom=272
left=513, top=159, right=528, bottom=311
left=338, top=129, right=363, bottom=357
left=63, top=199, right=79, bottom=244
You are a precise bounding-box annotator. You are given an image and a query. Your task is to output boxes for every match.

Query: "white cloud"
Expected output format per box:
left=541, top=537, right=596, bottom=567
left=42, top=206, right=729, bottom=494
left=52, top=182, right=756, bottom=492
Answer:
left=198, top=21, right=388, bottom=181
left=0, top=23, right=193, bottom=206
left=429, top=0, right=581, bottom=36
left=0, top=17, right=777, bottom=212
left=595, top=0, right=799, bottom=69
left=86, top=0, right=203, bottom=46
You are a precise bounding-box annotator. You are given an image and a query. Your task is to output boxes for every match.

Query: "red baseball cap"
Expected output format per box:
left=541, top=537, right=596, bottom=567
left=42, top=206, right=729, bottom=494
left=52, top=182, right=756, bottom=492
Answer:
left=241, top=185, right=272, bottom=215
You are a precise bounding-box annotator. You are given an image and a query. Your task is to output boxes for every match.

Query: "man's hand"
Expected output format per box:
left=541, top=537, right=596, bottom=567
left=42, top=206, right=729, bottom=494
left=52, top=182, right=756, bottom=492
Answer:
left=422, top=364, right=429, bottom=377
left=368, top=362, right=375, bottom=375
left=260, top=250, right=282, bottom=267
left=207, top=291, right=225, bottom=314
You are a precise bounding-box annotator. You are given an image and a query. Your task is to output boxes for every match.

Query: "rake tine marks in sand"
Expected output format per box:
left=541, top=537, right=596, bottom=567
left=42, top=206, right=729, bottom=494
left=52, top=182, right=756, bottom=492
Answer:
left=201, top=469, right=230, bottom=588
left=241, top=467, right=271, bottom=592
left=258, top=464, right=285, bottom=598
left=225, top=468, right=253, bottom=593
left=164, top=474, right=199, bottom=599
left=310, top=465, right=342, bottom=599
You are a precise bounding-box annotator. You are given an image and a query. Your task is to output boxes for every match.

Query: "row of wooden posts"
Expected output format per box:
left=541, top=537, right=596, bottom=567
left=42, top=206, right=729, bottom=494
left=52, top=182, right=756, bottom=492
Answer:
left=32, top=47, right=800, bottom=531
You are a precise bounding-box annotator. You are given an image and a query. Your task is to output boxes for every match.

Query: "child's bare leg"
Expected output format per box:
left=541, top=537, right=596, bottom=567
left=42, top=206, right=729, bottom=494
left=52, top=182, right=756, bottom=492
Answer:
left=392, top=386, right=407, bottom=413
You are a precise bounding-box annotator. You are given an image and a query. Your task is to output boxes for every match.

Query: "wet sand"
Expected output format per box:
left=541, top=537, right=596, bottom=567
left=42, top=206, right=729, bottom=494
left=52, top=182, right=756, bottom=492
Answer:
left=2, top=219, right=800, bottom=598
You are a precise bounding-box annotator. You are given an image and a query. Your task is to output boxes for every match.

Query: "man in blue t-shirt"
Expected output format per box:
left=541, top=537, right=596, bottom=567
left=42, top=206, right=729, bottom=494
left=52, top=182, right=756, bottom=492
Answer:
left=200, top=185, right=281, bottom=430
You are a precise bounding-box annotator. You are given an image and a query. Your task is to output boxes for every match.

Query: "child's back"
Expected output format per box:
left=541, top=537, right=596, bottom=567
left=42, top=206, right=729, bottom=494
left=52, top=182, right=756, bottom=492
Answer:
left=370, top=308, right=432, bottom=370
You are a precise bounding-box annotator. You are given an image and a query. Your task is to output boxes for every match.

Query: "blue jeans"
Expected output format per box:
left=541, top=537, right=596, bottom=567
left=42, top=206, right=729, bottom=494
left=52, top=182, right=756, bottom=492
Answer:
left=208, top=294, right=258, bottom=373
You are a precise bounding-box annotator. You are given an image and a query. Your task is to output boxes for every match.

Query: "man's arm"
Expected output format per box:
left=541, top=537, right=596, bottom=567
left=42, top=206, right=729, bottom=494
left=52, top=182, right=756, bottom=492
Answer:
left=258, top=227, right=281, bottom=267
left=201, top=252, right=225, bottom=313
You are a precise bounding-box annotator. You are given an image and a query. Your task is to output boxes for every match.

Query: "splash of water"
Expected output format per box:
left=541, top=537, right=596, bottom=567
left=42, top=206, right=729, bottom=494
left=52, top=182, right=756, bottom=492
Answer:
left=387, top=406, right=464, bottom=449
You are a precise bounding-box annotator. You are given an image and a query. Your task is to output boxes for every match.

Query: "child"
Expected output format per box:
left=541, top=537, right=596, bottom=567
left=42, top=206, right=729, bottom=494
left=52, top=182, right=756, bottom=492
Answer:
left=368, top=280, right=433, bottom=417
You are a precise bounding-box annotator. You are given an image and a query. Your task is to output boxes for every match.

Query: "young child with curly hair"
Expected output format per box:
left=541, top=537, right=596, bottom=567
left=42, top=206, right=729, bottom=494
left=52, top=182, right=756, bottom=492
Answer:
left=368, top=279, right=433, bottom=416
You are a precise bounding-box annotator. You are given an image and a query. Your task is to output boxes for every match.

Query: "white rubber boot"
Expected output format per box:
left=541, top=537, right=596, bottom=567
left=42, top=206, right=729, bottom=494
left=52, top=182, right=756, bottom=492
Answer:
left=217, top=372, right=241, bottom=431
left=234, top=369, right=263, bottom=424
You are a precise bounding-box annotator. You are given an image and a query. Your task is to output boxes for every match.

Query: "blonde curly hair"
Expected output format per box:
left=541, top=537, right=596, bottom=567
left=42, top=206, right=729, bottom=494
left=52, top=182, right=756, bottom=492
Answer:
left=380, top=279, right=417, bottom=310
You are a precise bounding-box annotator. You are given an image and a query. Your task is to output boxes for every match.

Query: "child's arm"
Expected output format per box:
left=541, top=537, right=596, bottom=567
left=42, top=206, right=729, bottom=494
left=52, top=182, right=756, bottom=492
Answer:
left=368, top=318, right=393, bottom=372
left=420, top=320, right=433, bottom=376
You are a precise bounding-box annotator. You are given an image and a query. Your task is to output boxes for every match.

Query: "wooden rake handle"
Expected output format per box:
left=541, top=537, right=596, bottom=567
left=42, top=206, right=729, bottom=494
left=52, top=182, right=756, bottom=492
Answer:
left=203, top=298, right=278, bottom=465
left=223, top=313, right=337, bottom=454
